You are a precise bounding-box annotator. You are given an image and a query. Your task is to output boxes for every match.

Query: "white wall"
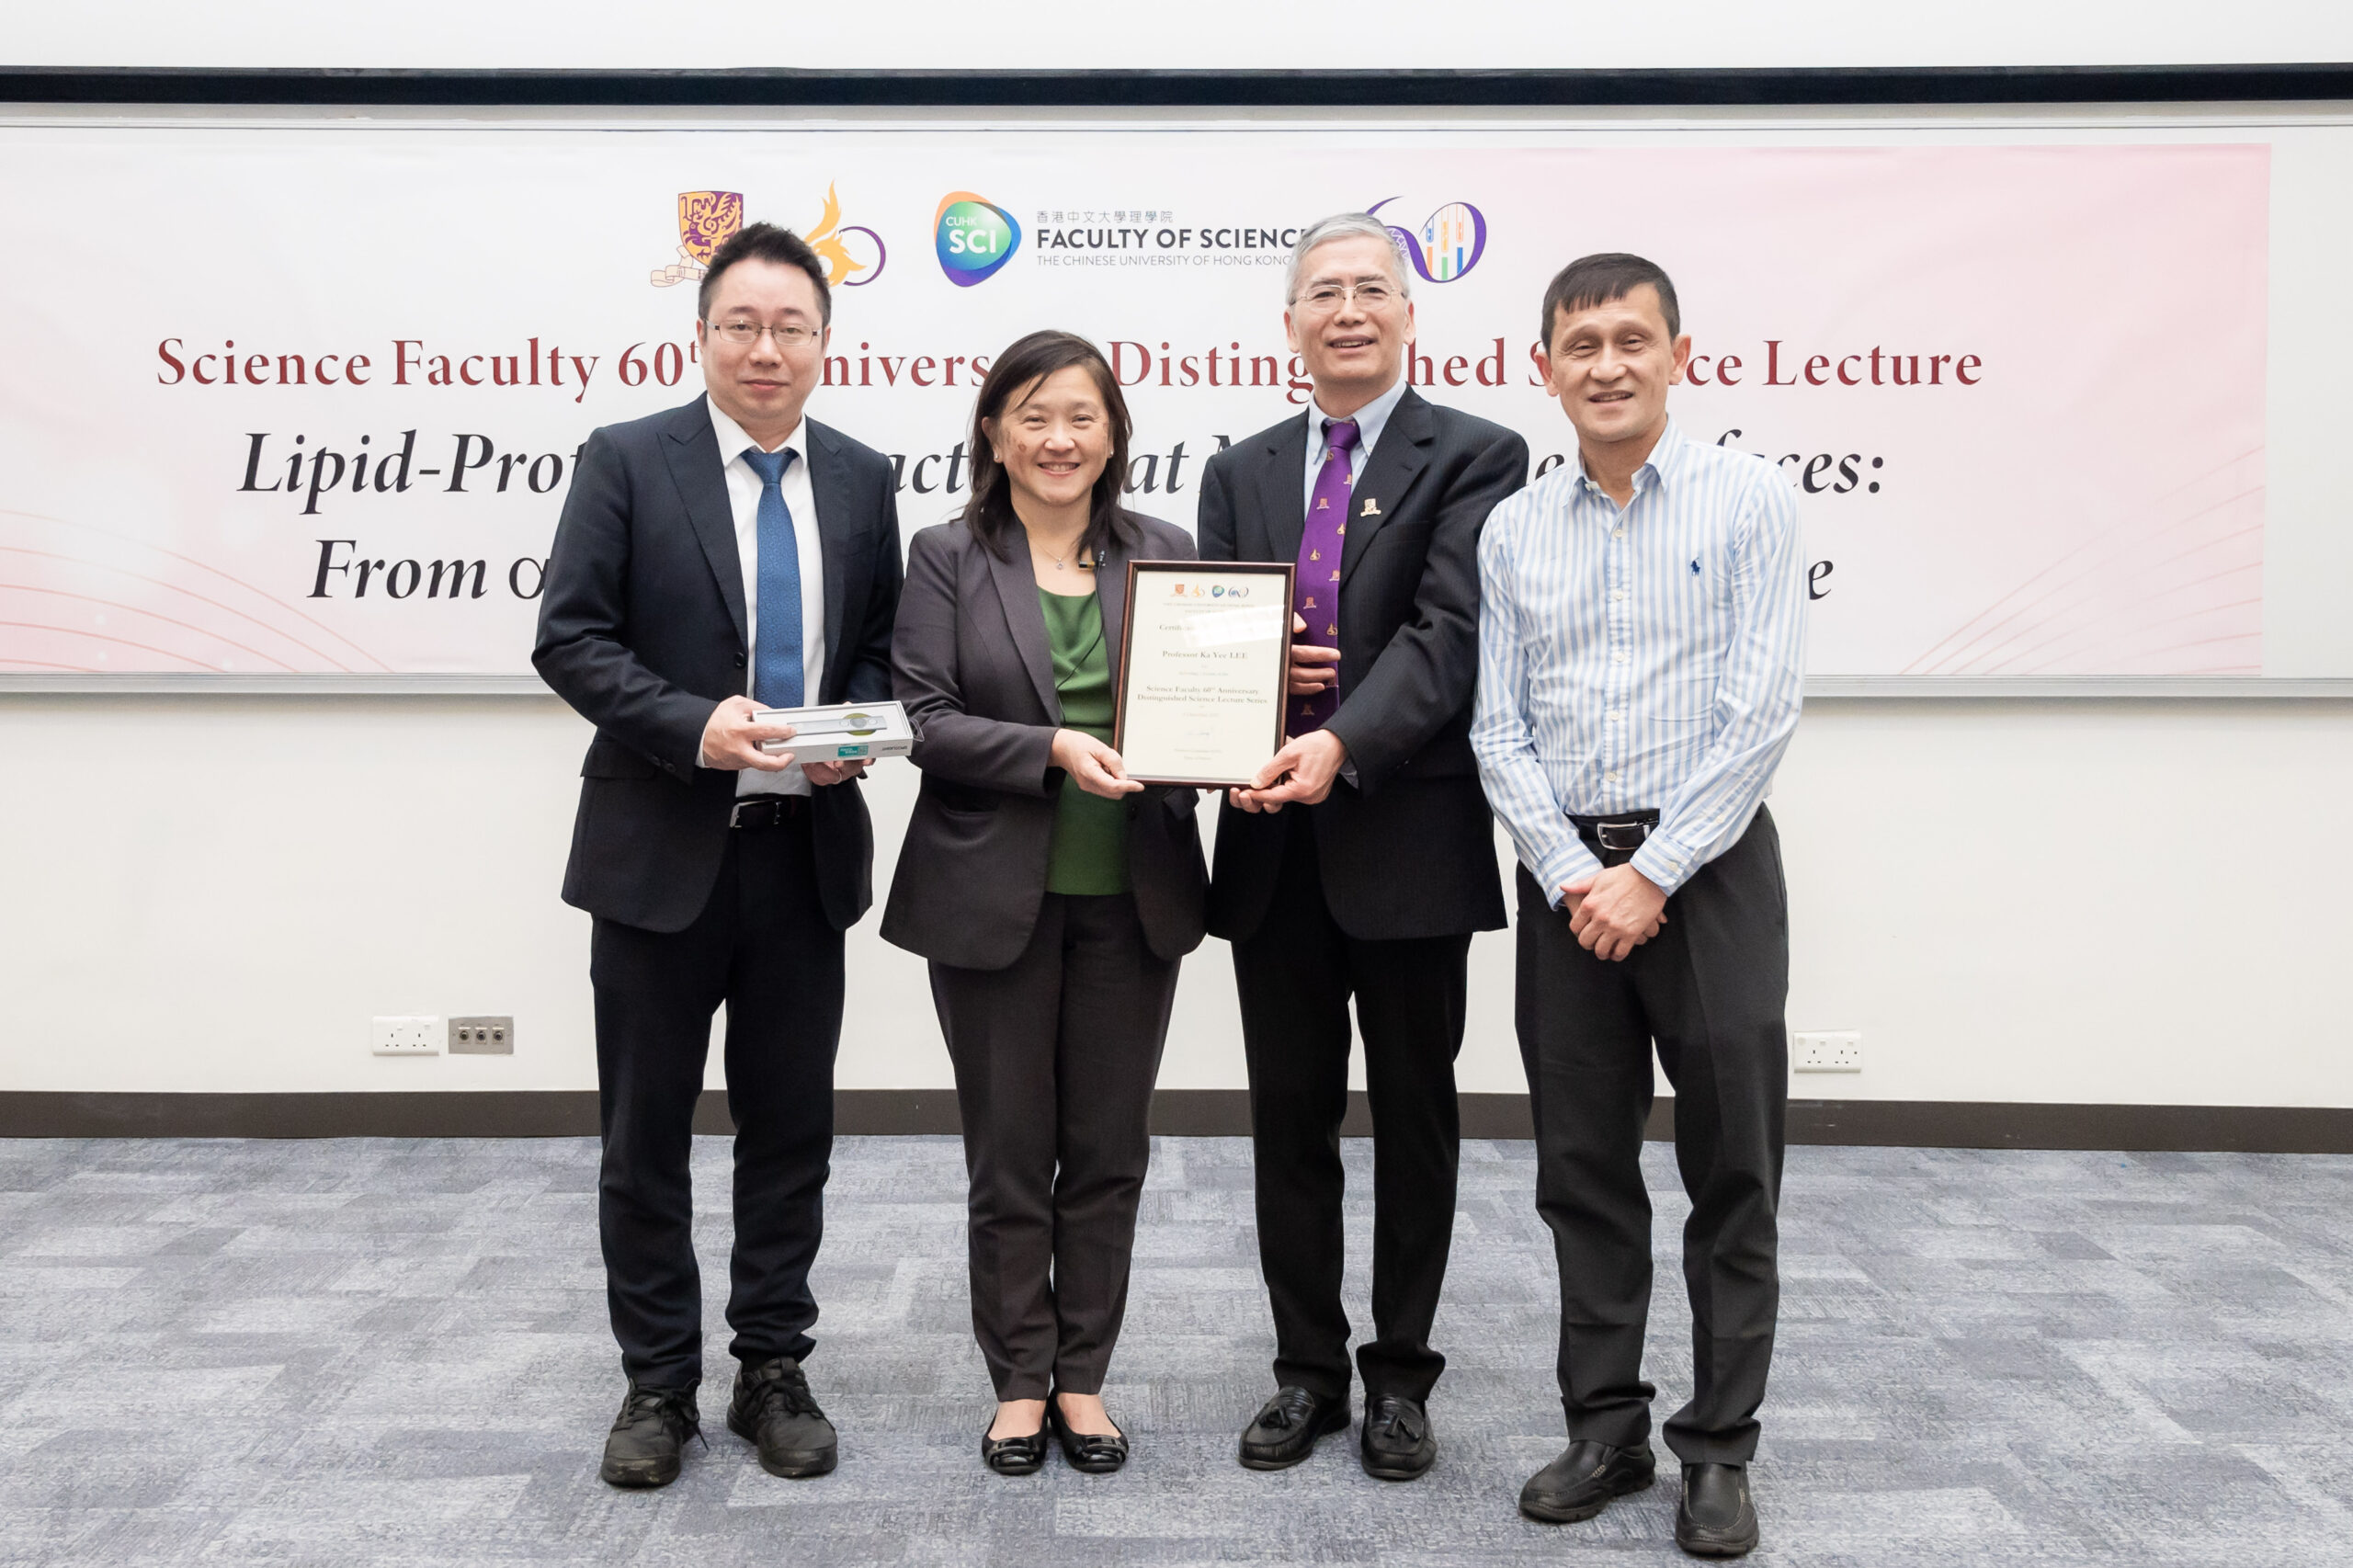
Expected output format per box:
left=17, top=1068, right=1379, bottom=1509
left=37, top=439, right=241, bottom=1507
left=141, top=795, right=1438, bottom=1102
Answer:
left=4, top=0, right=2348, bottom=72
left=5, top=7, right=2351, bottom=1110
left=3, top=690, right=2348, bottom=1108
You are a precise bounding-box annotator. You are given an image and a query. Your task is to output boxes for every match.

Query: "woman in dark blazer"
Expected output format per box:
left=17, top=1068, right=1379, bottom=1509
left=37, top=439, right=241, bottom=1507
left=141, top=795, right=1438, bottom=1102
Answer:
left=883, top=331, right=1207, bottom=1475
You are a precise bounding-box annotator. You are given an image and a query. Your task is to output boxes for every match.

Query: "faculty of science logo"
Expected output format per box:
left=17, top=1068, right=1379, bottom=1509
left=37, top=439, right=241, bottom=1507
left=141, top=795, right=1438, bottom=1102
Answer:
left=935, top=192, right=1022, bottom=286
left=650, top=184, right=887, bottom=290
left=1368, top=197, right=1488, bottom=283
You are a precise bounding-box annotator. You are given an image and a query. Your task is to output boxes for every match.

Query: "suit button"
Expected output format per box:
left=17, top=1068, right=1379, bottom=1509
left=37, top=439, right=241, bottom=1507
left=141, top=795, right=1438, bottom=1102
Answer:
left=732, top=653, right=746, bottom=668
left=1126, top=803, right=1140, bottom=819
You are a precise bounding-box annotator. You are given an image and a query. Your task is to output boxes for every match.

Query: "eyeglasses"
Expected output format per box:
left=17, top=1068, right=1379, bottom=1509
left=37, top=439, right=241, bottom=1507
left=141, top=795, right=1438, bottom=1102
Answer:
left=1293, top=280, right=1399, bottom=313
left=709, top=320, right=822, bottom=347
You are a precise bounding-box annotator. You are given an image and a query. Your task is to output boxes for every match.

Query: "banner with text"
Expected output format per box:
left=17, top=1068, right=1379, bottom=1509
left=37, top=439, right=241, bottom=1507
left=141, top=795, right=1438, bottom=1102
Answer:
left=0, top=130, right=2267, bottom=677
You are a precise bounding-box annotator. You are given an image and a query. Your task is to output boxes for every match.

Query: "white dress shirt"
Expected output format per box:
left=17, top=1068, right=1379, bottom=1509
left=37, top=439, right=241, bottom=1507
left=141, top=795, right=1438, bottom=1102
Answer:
left=1471, top=417, right=1806, bottom=903
left=709, top=400, right=827, bottom=798
left=1300, top=371, right=1410, bottom=513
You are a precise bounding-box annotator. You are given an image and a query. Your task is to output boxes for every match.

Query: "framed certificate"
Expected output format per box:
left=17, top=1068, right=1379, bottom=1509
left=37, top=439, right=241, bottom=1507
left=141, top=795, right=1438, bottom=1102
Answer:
left=1113, top=559, right=1295, bottom=789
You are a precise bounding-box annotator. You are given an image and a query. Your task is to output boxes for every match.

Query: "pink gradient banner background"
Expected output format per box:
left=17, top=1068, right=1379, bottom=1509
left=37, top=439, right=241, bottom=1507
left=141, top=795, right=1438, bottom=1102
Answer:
left=0, top=133, right=2268, bottom=677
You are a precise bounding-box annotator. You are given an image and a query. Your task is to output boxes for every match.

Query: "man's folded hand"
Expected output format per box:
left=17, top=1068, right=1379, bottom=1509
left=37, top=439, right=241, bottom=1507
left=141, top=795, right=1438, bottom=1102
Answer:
left=1561, top=864, right=1668, bottom=962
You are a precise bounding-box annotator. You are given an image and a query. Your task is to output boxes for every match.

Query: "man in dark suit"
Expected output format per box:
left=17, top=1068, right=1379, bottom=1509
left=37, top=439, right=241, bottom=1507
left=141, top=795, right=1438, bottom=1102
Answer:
left=1199, top=212, right=1528, bottom=1481
left=533, top=222, right=902, bottom=1489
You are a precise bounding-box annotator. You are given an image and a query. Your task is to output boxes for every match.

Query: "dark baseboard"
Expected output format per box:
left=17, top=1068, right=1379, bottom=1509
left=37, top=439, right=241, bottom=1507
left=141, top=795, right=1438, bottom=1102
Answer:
left=3, top=65, right=2350, bottom=109
left=2, top=1090, right=2348, bottom=1153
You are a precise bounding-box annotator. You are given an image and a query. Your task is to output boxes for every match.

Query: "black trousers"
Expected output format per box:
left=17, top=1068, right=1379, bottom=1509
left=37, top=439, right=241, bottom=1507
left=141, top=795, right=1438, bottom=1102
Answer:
left=930, top=892, right=1178, bottom=1401
left=1516, top=806, right=1789, bottom=1465
left=1232, top=811, right=1471, bottom=1403
left=589, top=813, right=844, bottom=1391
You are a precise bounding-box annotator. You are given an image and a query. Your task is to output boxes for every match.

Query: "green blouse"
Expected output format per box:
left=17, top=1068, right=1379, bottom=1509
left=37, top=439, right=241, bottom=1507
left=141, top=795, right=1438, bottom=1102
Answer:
left=1039, top=588, right=1131, bottom=896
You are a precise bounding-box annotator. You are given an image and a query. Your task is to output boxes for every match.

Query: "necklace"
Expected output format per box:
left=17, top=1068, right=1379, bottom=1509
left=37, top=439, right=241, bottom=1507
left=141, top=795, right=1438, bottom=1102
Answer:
left=1040, top=540, right=1093, bottom=572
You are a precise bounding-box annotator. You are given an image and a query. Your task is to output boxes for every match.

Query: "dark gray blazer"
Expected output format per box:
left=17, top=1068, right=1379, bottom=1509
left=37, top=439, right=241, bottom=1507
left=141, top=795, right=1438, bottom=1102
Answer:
left=1198, top=385, right=1527, bottom=943
left=881, top=511, right=1209, bottom=971
left=532, top=394, right=904, bottom=935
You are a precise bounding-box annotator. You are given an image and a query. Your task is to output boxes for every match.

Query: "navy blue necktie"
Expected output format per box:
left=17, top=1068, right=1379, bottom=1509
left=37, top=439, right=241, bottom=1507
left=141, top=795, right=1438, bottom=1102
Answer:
left=741, top=447, right=805, bottom=709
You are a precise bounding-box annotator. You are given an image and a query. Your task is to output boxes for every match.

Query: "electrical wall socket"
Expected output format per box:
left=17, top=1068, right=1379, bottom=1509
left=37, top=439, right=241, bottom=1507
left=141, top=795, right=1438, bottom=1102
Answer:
left=1793, top=1030, right=1862, bottom=1074
left=449, top=1016, right=514, bottom=1055
left=372, top=1016, right=442, bottom=1056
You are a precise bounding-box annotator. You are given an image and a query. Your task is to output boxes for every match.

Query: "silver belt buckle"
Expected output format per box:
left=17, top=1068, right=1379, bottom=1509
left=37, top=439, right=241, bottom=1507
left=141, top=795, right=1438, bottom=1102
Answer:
left=728, top=800, right=760, bottom=828
left=1595, top=821, right=1649, bottom=853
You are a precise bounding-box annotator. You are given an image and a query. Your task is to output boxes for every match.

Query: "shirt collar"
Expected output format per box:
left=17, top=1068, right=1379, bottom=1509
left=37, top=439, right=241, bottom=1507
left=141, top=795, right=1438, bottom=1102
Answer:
left=1309, top=372, right=1409, bottom=459
left=708, top=397, right=805, bottom=469
left=1574, top=415, right=1686, bottom=498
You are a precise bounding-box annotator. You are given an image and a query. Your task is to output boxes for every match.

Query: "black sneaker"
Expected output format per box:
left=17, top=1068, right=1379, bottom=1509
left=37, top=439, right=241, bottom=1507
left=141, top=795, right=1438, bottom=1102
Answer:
left=600, top=1381, right=700, bottom=1489
left=727, top=1357, right=838, bottom=1478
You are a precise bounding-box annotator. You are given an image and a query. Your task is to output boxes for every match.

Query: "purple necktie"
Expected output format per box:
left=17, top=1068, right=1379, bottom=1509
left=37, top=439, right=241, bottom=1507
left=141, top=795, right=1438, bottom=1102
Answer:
left=1292, top=416, right=1358, bottom=734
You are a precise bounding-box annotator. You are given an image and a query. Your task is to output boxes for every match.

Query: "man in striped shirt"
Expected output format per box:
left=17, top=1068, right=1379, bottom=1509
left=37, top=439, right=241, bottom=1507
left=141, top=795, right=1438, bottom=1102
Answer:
left=1471, top=254, right=1805, bottom=1559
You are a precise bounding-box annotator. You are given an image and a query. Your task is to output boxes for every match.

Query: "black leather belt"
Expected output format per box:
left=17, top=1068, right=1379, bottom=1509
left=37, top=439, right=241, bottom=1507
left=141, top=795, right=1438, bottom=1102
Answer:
left=729, top=795, right=808, bottom=829
left=1569, top=808, right=1659, bottom=863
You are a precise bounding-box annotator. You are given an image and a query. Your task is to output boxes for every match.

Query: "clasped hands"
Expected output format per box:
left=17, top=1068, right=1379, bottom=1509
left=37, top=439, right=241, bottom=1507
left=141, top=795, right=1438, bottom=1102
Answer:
left=1228, top=613, right=1346, bottom=813
left=699, top=696, right=869, bottom=786
left=1562, top=863, right=1669, bottom=963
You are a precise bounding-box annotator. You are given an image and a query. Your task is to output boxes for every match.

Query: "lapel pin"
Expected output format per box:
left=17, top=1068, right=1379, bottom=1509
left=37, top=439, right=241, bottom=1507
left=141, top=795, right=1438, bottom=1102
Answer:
left=1360, top=498, right=1381, bottom=517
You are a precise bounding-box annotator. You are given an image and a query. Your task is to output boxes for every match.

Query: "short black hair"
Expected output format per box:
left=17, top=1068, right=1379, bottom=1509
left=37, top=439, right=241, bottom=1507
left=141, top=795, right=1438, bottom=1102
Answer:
left=699, top=222, right=832, bottom=325
left=1539, top=253, right=1679, bottom=347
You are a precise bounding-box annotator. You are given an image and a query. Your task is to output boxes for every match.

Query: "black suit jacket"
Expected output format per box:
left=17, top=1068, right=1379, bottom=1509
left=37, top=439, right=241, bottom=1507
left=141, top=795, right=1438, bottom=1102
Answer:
left=532, top=394, right=904, bottom=935
left=881, top=513, right=1208, bottom=971
left=1198, top=385, right=1526, bottom=942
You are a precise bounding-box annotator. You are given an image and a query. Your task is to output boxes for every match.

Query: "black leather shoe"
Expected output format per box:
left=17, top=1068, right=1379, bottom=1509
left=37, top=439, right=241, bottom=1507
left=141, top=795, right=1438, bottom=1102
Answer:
left=1238, top=1386, right=1352, bottom=1471
left=1049, top=1392, right=1130, bottom=1474
left=600, top=1380, right=699, bottom=1489
left=1676, top=1463, right=1760, bottom=1558
left=1519, top=1439, right=1657, bottom=1523
left=726, top=1358, right=837, bottom=1479
left=1358, top=1394, right=1437, bottom=1482
left=981, top=1409, right=1049, bottom=1476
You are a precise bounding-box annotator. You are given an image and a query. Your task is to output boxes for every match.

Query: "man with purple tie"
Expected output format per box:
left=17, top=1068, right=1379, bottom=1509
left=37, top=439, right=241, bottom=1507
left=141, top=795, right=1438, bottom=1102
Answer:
left=1198, top=212, right=1529, bottom=1482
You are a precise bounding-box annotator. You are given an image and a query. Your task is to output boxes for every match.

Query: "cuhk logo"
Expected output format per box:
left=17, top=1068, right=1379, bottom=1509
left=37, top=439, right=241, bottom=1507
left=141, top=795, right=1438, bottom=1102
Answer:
left=935, top=192, right=1021, bottom=286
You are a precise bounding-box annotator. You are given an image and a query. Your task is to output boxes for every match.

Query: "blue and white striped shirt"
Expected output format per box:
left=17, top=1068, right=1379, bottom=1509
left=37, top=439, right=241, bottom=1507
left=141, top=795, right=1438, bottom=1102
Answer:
left=1471, top=417, right=1806, bottom=903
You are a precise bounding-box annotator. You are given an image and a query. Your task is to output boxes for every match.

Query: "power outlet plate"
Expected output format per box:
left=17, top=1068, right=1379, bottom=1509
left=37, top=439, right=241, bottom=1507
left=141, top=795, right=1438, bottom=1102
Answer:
left=449, top=1016, right=514, bottom=1055
left=1793, top=1030, right=1862, bottom=1074
left=372, top=1016, right=442, bottom=1056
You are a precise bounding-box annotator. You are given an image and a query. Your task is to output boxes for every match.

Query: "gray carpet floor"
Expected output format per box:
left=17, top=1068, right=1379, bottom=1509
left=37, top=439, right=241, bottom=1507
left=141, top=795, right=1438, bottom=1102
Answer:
left=3, top=1134, right=2350, bottom=1566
